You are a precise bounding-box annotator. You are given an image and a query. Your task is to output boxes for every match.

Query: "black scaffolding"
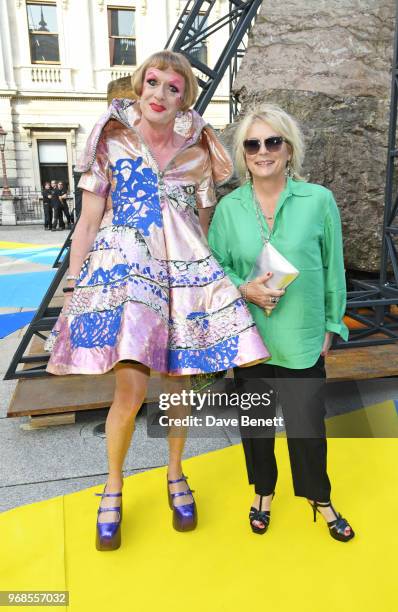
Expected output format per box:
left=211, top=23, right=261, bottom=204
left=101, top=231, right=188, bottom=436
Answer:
left=166, top=0, right=262, bottom=118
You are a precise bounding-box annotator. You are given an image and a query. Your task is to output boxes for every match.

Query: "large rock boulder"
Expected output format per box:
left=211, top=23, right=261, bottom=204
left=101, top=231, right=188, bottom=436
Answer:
left=108, top=76, right=134, bottom=103
left=229, top=0, right=395, bottom=272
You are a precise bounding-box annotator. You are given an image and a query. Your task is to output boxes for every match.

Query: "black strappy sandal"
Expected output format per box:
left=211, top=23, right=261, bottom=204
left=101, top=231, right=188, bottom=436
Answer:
left=249, top=493, right=274, bottom=535
left=309, top=500, right=355, bottom=542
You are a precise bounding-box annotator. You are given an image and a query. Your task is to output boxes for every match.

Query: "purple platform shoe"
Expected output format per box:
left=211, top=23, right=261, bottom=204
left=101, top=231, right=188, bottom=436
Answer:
left=95, top=487, right=123, bottom=551
left=167, top=474, right=197, bottom=532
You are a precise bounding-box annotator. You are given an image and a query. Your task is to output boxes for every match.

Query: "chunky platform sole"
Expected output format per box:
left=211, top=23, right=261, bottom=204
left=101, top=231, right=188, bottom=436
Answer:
left=95, top=527, right=121, bottom=551
left=167, top=474, right=197, bottom=532
left=172, top=510, right=198, bottom=532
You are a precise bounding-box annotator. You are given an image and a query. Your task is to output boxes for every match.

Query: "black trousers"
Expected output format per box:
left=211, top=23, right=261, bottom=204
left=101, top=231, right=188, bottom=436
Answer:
left=50, top=201, right=59, bottom=229
left=53, top=200, right=71, bottom=228
left=43, top=202, right=52, bottom=228
left=59, top=199, right=71, bottom=226
left=234, top=356, right=331, bottom=502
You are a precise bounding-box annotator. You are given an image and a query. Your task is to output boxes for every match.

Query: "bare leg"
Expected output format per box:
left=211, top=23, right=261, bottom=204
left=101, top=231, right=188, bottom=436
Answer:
left=162, top=374, right=193, bottom=505
left=98, top=362, right=150, bottom=523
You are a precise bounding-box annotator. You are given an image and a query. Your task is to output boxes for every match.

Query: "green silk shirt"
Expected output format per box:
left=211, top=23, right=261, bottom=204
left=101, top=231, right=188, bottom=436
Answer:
left=208, top=178, right=348, bottom=369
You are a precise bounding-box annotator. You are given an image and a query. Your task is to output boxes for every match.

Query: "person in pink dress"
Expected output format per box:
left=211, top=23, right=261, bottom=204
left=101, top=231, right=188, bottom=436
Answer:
left=45, top=51, right=269, bottom=550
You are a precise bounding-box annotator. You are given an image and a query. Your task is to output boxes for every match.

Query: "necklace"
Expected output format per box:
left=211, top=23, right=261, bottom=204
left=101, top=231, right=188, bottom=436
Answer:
left=252, top=185, right=273, bottom=245
left=252, top=185, right=275, bottom=222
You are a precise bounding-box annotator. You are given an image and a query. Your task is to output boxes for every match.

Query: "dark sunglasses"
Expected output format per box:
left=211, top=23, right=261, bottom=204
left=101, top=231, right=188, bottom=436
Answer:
left=243, top=136, right=288, bottom=155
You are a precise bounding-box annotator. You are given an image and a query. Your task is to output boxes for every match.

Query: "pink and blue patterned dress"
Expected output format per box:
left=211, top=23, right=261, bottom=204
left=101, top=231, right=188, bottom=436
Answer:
left=46, top=99, right=269, bottom=375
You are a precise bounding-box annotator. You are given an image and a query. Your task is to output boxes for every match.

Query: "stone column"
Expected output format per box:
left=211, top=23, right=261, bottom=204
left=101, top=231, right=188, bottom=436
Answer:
left=0, top=97, right=16, bottom=190
left=70, top=0, right=95, bottom=90
left=0, top=0, right=16, bottom=90
left=232, top=0, right=395, bottom=272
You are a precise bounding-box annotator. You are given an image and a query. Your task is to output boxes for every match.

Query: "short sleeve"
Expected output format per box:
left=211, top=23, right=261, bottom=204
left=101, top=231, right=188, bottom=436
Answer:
left=77, top=133, right=111, bottom=198
left=195, top=125, right=234, bottom=208
left=196, top=152, right=216, bottom=209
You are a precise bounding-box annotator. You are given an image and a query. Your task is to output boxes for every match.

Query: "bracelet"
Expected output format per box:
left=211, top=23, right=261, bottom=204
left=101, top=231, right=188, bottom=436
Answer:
left=240, top=282, right=249, bottom=301
left=66, top=274, right=79, bottom=281
left=63, top=287, right=75, bottom=293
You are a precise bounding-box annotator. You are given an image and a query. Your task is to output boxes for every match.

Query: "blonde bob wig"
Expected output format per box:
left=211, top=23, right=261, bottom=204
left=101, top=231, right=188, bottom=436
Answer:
left=234, top=103, right=306, bottom=183
left=131, top=50, right=199, bottom=112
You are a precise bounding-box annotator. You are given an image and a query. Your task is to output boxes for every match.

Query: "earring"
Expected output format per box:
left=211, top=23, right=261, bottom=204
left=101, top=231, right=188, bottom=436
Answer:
left=245, top=169, right=251, bottom=182
left=176, top=110, right=183, bottom=118
left=285, top=161, right=293, bottom=178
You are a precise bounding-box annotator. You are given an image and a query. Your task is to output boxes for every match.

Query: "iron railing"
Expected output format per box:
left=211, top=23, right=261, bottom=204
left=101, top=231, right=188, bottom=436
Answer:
left=3, top=187, right=75, bottom=225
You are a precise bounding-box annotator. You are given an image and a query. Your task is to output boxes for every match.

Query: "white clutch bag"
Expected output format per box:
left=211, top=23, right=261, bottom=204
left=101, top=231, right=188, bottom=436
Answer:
left=247, top=241, right=300, bottom=316
left=247, top=241, right=299, bottom=290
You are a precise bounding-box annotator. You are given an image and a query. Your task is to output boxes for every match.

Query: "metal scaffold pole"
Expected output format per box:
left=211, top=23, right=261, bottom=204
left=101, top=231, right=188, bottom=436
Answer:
left=166, top=0, right=262, bottom=116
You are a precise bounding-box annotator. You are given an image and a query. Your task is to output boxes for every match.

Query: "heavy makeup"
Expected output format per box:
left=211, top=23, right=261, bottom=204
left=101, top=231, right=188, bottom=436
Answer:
left=137, top=67, right=187, bottom=171
left=139, top=67, right=185, bottom=126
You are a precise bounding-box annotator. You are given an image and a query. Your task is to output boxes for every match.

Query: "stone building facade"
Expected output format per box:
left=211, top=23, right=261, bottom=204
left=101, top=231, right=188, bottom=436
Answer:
left=0, top=0, right=230, bottom=193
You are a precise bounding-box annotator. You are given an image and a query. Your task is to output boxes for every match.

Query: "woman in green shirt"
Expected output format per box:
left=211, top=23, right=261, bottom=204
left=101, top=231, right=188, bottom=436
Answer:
left=208, top=104, right=355, bottom=542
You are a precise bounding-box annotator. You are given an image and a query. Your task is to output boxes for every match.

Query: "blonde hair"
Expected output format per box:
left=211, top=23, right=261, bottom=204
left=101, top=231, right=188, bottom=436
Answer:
left=131, top=50, right=199, bottom=112
left=234, top=103, right=306, bottom=183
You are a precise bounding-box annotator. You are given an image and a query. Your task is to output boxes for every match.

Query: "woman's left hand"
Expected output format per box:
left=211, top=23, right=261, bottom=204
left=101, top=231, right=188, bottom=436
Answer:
left=320, top=332, right=333, bottom=357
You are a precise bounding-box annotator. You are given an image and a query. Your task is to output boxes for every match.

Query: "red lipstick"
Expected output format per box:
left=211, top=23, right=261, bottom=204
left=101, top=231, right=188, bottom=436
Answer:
left=150, top=103, right=166, bottom=112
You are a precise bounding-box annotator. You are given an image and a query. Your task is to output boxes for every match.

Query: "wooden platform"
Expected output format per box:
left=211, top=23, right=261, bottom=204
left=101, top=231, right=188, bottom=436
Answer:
left=326, top=343, right=398, bottom=381
left=7, top=342, right=398, bottom=423
left=8, top=370, right=167, bottom=417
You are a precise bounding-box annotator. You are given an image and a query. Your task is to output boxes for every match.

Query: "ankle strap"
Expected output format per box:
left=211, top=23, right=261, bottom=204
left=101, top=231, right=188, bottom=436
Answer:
left=94, top=491, right=122, bottom=498
left=167, top=474, right=188, bottom=485
left=170, top=489, right=193, bottom=499
left=97, top=506, right=121, bottom=513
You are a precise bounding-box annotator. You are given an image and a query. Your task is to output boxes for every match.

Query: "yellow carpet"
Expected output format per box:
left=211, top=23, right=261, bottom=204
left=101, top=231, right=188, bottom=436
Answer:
left=0, top=439, right=397, bottom=612
left=0, top=242, right=61, bottom=250
left=326, top=400, right=398, bottom=437
left=0, top=497, right=66, bottom=609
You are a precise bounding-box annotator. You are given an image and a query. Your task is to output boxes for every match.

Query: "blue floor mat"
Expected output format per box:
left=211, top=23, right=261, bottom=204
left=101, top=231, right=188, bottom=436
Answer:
left=0, top=310, right=36, bottom=339
left=0, top=270, right=56, bottom=308
left=0, top=247, right=64, bottom=266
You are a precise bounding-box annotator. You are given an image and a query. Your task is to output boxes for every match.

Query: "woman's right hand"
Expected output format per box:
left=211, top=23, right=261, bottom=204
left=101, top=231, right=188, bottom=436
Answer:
left=245, top=272, right=285, bottom=310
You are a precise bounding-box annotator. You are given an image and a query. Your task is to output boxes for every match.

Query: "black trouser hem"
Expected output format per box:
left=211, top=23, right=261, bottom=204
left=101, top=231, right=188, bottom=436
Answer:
left=235, top=357, right=331, bottom=501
